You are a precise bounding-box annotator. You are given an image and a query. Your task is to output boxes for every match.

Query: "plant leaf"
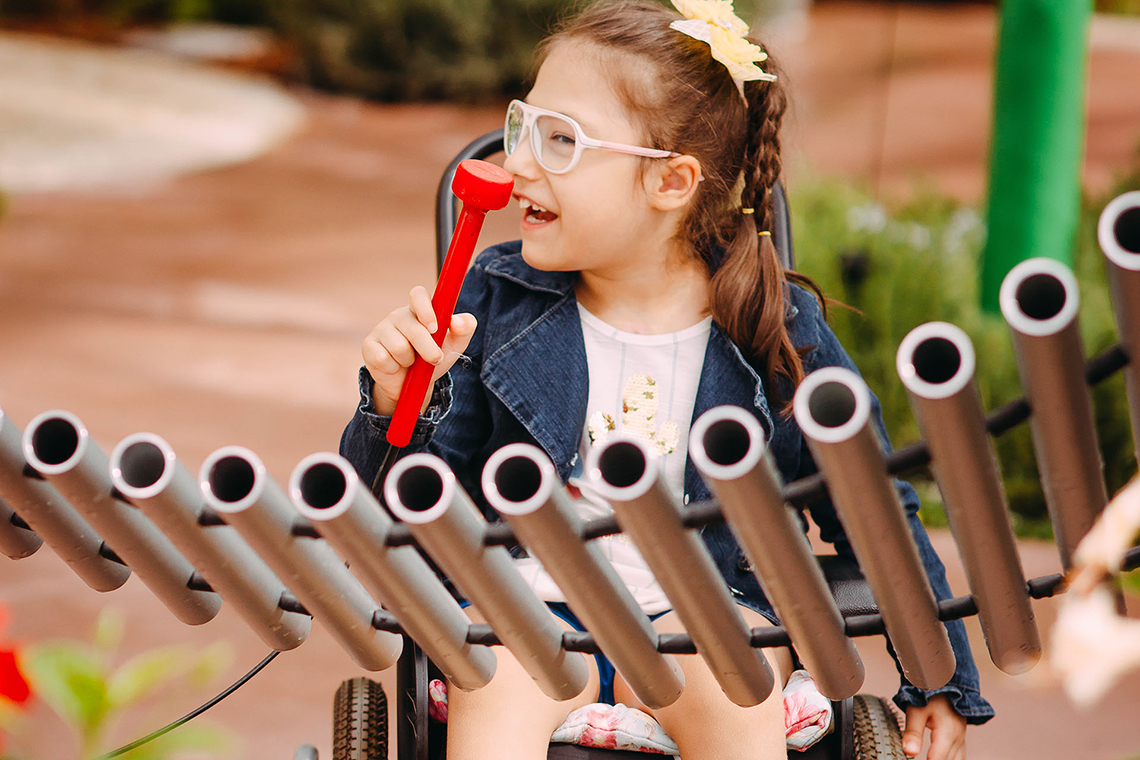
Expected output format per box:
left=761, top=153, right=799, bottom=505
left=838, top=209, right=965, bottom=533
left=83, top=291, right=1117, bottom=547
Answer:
left=18, top=642, right=108, bottom=738
left=107, top=647, right=191, bottom=710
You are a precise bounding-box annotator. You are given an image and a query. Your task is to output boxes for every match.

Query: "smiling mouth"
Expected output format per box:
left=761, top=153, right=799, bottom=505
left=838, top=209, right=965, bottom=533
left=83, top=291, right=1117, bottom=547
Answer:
left=519, top=197, right=558, bottom=224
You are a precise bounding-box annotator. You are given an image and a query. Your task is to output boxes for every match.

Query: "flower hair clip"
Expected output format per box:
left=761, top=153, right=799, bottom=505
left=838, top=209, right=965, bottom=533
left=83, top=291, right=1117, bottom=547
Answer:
left=670, top=0, right=777, bottom=101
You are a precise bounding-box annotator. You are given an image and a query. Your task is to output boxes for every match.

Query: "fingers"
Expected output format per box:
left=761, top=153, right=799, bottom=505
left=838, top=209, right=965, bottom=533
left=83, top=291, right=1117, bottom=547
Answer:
left=430, top=314, right=478, bottom=384
left=902, top=706, right=930, bottom=758
left=408, top=285, right=438, bottom=333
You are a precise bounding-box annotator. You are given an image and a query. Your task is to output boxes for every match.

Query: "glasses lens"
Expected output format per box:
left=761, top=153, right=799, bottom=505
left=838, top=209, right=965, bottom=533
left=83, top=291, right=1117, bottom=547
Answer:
left=534, top=114, right=578, bottom=172
left=505, top=102, right=525, bottom=155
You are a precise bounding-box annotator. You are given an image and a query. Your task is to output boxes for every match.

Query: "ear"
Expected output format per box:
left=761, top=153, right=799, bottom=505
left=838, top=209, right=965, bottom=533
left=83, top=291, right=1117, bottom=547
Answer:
left=645, top=155, right=703, bottom=212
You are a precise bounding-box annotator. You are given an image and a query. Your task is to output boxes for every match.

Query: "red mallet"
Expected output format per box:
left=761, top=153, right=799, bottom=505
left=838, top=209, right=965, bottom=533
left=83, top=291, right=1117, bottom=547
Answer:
left=387, top=159, right=514, bottom=447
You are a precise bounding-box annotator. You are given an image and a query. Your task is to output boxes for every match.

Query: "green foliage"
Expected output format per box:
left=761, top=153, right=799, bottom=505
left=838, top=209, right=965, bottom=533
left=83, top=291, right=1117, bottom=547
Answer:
left=266, top=0, right=571, bottom=101
left=8, top=609, right=233, bottom=760
left=0, top=0, right=269, bottom=24
left=789, top=170, right=1140, bottom=536
left=1096, top=0, right=1140, bottom=14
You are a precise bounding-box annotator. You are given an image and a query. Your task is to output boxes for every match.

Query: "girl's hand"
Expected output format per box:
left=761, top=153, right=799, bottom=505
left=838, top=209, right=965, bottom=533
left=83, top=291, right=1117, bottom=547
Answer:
left=362, top=286, right=478, bottom=416
left=901, top=694, right=966, bottom=760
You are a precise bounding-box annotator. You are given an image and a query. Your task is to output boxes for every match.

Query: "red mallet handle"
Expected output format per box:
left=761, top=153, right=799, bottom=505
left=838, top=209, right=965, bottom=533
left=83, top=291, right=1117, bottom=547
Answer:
left=387, top=160, right=514, bottom=447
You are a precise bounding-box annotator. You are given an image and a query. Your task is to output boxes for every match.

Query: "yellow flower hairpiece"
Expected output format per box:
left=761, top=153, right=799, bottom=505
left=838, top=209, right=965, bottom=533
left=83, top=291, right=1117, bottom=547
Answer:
left=669, top=0, right=777, bottom=101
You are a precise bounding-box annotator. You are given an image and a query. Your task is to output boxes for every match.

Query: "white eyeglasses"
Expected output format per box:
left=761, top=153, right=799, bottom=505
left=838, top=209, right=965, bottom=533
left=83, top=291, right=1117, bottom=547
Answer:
left=504, top=99, right=679, bottom=174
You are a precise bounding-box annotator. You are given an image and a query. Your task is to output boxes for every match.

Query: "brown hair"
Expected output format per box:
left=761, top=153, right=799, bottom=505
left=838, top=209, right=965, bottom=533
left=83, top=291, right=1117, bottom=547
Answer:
left=539, top=0, right=825, bottom=407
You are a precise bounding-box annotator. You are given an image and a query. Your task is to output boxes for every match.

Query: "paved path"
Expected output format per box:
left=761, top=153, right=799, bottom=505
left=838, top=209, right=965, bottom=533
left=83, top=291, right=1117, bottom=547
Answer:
left=1, top=4, right=1139, bottom=759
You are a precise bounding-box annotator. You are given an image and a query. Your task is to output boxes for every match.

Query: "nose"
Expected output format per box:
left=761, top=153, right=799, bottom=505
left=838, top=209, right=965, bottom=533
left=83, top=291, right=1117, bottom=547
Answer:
left=503, top=127, right=541, bottom=179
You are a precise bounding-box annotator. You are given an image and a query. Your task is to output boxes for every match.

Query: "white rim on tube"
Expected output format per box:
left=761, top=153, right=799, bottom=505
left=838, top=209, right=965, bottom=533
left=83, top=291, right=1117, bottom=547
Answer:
left=792, top=367, right=872, bottom=445
left=999, top=258, right=1080, bottom=338
left=110, top=433, right=178, bottom=500
left=896, top=322, right=977, bottom=400
left=1098, top=191, right=1140, bottom=270
left=385, top=453, right=458, bottom=525
left=290, top=453, right=358, bottom=522
left=23, top=410, right=89, bottom=476
left=200, top=446, right=269, bottom=514
left=587, top=436, right=660, bottom=502
left=689, top=406, right=766, bottom=482
left=482, top=444, right=556, bottom=517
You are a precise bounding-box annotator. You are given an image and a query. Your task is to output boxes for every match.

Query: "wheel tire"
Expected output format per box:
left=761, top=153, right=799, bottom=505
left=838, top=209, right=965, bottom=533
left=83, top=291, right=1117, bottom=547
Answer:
left=333, top=677, right=388, bottom=760
left=852, top=694, right=905, bottom=760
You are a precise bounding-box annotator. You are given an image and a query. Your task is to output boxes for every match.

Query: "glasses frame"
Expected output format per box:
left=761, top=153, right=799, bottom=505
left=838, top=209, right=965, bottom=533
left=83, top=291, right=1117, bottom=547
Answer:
left=504, top=99, right=679, bottom=174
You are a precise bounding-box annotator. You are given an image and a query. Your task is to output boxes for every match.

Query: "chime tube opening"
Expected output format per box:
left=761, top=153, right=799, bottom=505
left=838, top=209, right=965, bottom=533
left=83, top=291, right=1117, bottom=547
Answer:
left=1015, top=274, right=1067, bottom=322
left=1114, top=207, right=1140, bottom=255
left=115, top=439, right=172, bottom=498
left=999, top=258, right=1080, bottom=337
left=207, top=456, right=258, bottom=505
left=596, top=441, right=648, bottom=489
left=297, top=462, right=348, bottom=512
left=27, top=416, right=81, bottom=470
left=897, top=323, right=976, bottom=400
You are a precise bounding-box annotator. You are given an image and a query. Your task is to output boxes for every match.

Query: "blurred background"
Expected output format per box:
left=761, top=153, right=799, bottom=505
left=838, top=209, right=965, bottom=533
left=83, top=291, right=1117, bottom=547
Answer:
left=0, top=0, right=1139, bottom=758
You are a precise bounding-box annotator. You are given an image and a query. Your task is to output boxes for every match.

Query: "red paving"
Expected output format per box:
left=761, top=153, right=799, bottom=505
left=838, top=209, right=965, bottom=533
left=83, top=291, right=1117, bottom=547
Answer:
left=2, top=2, right=1140, bottom=759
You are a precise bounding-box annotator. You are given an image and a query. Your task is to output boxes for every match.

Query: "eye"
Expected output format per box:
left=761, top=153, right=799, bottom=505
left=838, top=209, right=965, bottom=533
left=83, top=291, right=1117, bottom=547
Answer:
left=548, top=131, right=575, bottom=146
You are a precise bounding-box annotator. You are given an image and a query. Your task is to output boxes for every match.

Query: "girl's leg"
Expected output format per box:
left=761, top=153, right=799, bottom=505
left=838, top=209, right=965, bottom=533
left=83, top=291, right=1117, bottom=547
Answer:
left=612, top=608, right=793, bottom=760
left=446, top=607, right=601, bottom=760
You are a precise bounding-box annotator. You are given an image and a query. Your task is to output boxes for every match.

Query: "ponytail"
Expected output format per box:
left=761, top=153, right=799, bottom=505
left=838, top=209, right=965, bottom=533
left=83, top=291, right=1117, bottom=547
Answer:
left=708, top=52, right=825, bottom=410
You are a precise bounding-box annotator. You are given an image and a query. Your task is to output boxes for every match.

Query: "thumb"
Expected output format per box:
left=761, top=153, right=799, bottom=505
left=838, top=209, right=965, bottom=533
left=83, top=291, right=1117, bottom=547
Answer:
left=902, top=708, right=928, bottom=758
left=429, top=314, right=477, bottom=383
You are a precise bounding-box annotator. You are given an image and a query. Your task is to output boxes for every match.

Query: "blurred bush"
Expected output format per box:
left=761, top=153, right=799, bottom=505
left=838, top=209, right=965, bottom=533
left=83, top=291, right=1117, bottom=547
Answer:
left=789, top=166, right=1140, bottom=536
left=0, top=0, right=764, bottom=100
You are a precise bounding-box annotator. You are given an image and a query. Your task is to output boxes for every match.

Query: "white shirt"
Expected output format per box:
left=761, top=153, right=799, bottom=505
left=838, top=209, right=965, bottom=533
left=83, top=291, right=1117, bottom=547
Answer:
left=514, top=303, right=712, bottom=614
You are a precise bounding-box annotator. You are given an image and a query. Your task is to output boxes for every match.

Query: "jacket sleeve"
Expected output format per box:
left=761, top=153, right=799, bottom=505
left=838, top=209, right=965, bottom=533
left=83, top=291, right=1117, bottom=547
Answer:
left=788, top=286, right=995, bottom=724
left=338, top=252, right=497, bottom=492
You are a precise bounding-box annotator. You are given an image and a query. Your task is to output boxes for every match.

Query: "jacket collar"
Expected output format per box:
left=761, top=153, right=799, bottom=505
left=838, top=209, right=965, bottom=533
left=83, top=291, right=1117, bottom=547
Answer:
left=483, top=247, right=576, bottom=297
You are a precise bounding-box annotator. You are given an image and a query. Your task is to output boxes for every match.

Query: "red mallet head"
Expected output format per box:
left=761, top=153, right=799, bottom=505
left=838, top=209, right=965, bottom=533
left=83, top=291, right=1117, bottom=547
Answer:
left=452, top=159, right=514, bottom=212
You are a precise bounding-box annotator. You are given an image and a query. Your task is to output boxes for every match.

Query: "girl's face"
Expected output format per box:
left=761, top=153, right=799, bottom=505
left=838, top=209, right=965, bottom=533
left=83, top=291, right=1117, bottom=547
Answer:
left=505, top=42, right=679, bottom=276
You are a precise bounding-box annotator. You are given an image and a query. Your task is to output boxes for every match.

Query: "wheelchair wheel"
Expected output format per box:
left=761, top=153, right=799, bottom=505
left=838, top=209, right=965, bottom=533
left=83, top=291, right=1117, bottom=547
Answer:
left=852, top=694, right=905, bottom=760
left=334, top=676, right=388, bottom=760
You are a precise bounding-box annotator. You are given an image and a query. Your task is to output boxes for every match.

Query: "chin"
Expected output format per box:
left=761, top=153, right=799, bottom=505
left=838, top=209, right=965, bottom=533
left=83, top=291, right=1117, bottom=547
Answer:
left=519, top=240, right=572, bottom=272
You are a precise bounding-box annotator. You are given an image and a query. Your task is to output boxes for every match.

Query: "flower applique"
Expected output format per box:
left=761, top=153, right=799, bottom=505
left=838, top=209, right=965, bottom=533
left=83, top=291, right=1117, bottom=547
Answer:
left=670, top=0, right=776, bottom=99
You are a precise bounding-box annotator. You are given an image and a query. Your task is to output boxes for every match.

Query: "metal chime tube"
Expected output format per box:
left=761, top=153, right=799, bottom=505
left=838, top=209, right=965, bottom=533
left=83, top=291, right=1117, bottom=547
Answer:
left=0, top=495, right=41, bottom=559
left=897, top=323, right=1041, bottom=675
left=290, top=453, right=495, bottom=691
left=999, top=258, right=1108, bottom=569
left=0, top=408, right=129, bottom=589
left=200, top=446, right=401, bottom=671
left=588, top=436, right=775, bottom=707
left=23, top=410, right=219, bottom=623
left=482, top=443, right=685, bottom=709
left=689, top=406, right=864, bottom=699
left=793, top=368, right=956, bottom=689
left=110, top=433, right=310, bottom=651
left=385, top=453, right=589, bottom=701
left=1098, top=191, right=1140, bottom=457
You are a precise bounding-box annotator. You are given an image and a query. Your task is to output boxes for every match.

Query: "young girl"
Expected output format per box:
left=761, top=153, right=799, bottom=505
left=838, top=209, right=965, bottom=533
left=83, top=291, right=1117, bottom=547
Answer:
left=341, top=2, right=993, bottom=758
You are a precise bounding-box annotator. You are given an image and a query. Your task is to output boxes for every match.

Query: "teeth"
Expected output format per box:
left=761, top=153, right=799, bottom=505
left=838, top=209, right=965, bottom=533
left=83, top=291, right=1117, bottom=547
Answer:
left=518, top=197, right=550, bottom=214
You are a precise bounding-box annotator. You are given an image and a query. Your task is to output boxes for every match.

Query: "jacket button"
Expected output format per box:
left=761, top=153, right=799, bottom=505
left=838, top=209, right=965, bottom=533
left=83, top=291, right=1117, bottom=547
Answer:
left=737, top=556, right=752, bottom=573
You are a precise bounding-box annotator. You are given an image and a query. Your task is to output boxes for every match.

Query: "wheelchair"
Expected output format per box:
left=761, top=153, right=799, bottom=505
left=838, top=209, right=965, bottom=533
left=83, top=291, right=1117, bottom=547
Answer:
left=317, top=131, right=907, bottom=760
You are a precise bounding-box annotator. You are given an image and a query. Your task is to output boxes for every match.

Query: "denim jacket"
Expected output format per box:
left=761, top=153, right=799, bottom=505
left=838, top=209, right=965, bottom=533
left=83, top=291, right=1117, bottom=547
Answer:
left=340, top=240, right=994, bottom=723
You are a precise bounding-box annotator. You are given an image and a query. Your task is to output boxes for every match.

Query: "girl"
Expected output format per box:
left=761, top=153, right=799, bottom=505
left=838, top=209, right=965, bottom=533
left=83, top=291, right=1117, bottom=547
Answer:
left=341, top=2, right=993, bottom=758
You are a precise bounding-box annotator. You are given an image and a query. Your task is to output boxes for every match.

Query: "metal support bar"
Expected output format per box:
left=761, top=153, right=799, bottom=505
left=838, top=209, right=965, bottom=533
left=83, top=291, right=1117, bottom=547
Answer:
left=689, top=406, right=865, bottom=699
left=110, top=433, right=310, bottom=651
left=23, top=410, right=217, bottom=622
left=588, top=436, right=776, bottom=707
left=1000, top=258, right=1109, bottom=569
left=793, top=368, right=956, bottom=690
left=290, top=452, right=495, bottom=691
left=1099, top=191, right=1140, bottom=458
left=199, top=446, right=402, bottom=671
left=897, top=323, right=1042, bottom=674
left=482, top=443, right=685, bottom=709
left=385, top=453, right=589, bottom=702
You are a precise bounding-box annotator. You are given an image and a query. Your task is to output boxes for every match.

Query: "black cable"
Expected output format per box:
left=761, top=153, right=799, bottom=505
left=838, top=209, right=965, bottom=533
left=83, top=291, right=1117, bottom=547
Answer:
left=91, top=650, right=280, bottom=760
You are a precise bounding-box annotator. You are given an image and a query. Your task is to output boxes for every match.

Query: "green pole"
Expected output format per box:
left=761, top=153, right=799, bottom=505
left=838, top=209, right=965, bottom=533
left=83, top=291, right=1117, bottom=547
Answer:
left=981, top=0, right=1093, bottom=312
